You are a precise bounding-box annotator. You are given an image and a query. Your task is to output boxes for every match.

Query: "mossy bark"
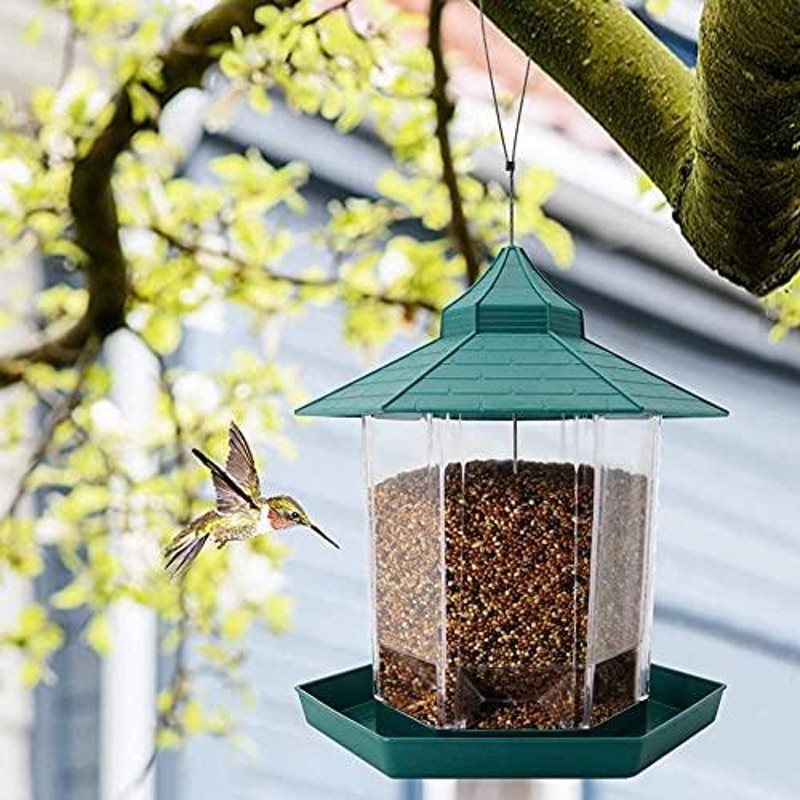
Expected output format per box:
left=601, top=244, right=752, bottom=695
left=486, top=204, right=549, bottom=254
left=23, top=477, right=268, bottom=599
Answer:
left=681, top=0, right=800, bottom=295
left=480, top=0, right=800, bottom=296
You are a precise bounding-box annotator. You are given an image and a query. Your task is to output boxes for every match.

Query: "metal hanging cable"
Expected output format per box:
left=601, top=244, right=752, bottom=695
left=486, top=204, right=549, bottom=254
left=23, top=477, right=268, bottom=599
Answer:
left=477, top=0, right=532, bottom=245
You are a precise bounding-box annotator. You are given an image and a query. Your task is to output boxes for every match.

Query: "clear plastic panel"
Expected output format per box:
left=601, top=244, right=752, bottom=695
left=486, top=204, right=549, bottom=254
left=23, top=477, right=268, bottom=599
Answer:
left=441, top=418, right=587, bottom=729
left=585, top=416, right=661, bottom=726
left=365, top=415, right=445, bottom=725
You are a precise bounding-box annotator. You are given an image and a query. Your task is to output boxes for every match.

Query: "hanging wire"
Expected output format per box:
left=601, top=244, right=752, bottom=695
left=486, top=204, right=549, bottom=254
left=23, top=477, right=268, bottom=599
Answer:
left=512, top=415, right=519, bottom=475
left=478, top=0, right=532, bottom=245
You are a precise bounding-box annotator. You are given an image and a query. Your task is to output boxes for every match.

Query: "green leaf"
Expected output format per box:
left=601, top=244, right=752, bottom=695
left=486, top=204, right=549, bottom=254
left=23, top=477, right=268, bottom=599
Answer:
left=533, top=216, right=575, bottom=269
left=31, top=87, right=56, bottom=123
left=19, top=604, right=47, bottom=637
left=334, top=102, right=364, bottom=133
left=42, top=239, right=88, bottom=265
left=1, top=518, right=45, bottom=576
left=636, top=172, right=656, bottom=195
left=182, top=699, right=205, bottom=734
left=318, top=11, right=371, bottom=68
left=221, top=608, right=252, bottom=640
left=84, top=614, right=111, bottom=656
left=23, top=16, right=44, bottom=47
left=51, top=580, right=90, bottom=610
left=157, top=689, right=175, bottom=713
left=142, top=312, right=182, bottom=355
left=645, top=0, right=671, bottom=17
left=56, top=484, right=110, bottom=522
left=219, top=50, right=248, bottom=79
left=36, top=285, right=89, bottom=321
left=128, top=83, right=161, bottom=124
left=289, top=27, right=321, bottom=72
left=156, top=728, right=182, bottom=750
left=247, top=84, right=272, bottom=115
left=320, top=89, right=344, bottom=121
left=262, top=595, right=292, bottom=633
left=254, top=5, right=281, bottom=27
left=285, top=77, right=322, bottom=115
left=22, top=661, right=43, bottom=688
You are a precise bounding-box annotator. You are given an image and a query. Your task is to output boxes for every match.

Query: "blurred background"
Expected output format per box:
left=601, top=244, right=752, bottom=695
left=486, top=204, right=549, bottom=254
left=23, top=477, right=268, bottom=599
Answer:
left=1, top=2, right=799, bottom=800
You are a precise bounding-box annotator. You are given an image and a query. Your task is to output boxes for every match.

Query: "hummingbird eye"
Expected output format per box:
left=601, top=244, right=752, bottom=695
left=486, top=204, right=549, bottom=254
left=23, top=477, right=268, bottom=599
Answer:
left=291, top=511, right=301, bottom=521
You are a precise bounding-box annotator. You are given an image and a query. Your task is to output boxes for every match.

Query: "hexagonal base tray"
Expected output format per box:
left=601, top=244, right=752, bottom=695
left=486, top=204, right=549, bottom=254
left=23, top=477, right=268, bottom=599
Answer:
left=296, top=664, right=724, bottom=779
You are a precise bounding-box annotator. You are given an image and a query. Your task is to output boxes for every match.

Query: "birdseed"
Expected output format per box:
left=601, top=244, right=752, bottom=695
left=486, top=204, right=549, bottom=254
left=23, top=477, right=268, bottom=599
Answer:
left=372, top=459, right=650, bottom=730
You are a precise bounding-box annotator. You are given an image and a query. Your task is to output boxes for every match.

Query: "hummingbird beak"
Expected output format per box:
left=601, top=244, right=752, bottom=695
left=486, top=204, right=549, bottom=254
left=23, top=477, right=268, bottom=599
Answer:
left=309, top=523, right=340, bottom=550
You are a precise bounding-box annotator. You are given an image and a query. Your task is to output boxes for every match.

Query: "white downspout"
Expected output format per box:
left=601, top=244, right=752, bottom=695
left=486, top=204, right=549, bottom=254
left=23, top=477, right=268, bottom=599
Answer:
left=99, top=331, right=158, bottom=800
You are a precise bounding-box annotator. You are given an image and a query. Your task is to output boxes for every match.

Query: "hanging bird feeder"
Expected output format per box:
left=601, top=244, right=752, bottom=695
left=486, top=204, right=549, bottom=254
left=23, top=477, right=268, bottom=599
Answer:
left=293, top=245, right=727, bottom=778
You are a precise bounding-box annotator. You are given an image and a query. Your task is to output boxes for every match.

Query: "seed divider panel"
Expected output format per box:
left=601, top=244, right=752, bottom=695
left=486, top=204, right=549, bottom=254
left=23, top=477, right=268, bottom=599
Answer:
left=296, top=664, right=725, bottom=779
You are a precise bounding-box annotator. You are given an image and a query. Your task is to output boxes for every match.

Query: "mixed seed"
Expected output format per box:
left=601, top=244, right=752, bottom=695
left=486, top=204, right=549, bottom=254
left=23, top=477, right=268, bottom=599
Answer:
left=373, top=459, right=650, bottom=729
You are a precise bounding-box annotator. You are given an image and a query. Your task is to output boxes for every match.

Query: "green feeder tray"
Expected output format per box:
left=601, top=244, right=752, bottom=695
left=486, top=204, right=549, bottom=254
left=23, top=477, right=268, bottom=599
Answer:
left=297, top=664, right=725, bottom=779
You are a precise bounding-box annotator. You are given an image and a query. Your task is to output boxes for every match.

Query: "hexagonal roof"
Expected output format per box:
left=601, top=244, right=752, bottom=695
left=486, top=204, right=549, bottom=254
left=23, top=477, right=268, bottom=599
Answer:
left=296, top=246, right=728, bottom=420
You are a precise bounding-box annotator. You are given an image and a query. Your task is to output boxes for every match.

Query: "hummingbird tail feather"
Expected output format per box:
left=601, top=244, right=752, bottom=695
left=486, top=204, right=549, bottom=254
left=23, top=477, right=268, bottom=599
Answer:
left=165, top=533, right=209, bottom=580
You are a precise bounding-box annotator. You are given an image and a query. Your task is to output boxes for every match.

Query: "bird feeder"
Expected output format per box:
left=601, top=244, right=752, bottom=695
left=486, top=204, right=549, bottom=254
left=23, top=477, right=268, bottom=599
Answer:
left=295, top=246, right=727, bottom=776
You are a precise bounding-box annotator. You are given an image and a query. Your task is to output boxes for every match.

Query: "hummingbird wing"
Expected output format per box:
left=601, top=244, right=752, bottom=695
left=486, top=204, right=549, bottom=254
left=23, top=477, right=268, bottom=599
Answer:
left=226, top=421, right=261, bottom=499
left=191, top=447, right=259, bottom=514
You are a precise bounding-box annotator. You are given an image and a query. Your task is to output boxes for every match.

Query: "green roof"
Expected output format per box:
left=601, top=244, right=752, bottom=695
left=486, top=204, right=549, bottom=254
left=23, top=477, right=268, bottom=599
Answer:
left=296, top=246, right=728, bottom=420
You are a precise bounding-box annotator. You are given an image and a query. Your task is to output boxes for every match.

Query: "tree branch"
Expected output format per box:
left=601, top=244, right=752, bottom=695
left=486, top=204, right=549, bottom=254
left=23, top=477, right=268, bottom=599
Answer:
left=428, top=0, right=482, bottom=285
left=680, top=0, right=800, bottom=295
left=476, top=0, right=800, bottom=295
left=0, top=0, right=299, bottom=390
left=58, top=22, right=78, bottom=89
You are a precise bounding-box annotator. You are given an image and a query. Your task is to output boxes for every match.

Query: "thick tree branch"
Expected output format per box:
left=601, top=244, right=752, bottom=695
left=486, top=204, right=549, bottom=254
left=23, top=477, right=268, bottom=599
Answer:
left=0, top=0, right=298, bottom=390
left=428, top=0, right=482, bottom=285
left=680, top=0, right=800, bottom=295
left=477, top=0, right=800, bottom=295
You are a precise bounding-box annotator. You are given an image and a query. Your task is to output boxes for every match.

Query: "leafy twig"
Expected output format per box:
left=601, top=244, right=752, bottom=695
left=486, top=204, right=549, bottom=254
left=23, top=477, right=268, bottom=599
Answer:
left=149, top=225, right=440, bottom=314
left=3, top=335, right=101, bottom=518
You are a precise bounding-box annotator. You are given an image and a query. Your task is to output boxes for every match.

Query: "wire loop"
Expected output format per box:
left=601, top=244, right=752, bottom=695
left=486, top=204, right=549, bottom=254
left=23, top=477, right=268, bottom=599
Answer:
left=478, top=0, right=532, bottom=245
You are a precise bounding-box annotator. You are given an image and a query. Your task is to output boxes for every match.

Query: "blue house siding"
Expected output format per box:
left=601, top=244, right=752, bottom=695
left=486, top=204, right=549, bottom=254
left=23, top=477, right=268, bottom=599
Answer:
left=34, top=551, right=101, bottom=800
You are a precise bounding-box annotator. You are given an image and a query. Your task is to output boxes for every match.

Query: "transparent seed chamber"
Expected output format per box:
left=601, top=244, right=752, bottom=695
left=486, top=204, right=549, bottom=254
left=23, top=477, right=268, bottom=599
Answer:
left=365, top=415, right=661, bottom=730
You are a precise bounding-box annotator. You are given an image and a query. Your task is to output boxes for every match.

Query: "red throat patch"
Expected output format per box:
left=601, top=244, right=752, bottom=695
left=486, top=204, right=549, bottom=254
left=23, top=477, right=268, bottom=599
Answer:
left=268, top=508, right=292, bottom=530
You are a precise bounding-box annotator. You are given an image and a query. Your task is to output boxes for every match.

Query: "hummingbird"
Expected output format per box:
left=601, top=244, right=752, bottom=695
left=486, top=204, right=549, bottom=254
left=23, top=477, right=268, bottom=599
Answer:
left=165, top=421, right=339, bottom=579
